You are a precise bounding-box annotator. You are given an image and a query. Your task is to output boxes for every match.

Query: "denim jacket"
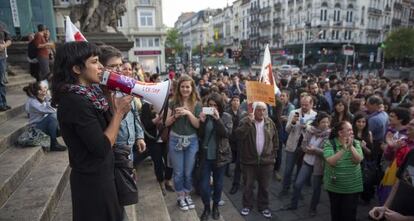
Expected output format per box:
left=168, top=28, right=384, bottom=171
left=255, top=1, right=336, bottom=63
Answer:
left=115, top=101, right=144, bottom=146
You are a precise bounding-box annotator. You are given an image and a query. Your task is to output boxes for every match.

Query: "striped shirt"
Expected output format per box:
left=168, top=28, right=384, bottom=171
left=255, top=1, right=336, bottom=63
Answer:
left=323, top=138, right=364, bottom=194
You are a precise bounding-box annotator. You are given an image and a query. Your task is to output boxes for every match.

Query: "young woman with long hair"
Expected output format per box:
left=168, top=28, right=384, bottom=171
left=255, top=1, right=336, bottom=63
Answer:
left=165, top=74, right=202, bottom=211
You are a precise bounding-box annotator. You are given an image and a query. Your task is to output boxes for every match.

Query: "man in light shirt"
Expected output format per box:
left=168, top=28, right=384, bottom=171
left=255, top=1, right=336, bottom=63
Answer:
left=236, top=102, right=279, bottom=219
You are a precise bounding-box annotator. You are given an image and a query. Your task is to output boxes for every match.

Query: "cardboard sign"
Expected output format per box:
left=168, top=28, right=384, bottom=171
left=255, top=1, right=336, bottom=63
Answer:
left=246, top=81, right=276, bottom=106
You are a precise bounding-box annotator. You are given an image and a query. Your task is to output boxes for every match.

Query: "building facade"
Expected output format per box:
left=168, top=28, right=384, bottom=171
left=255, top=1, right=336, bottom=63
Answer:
left=118, top=0, right=166, bottom=73
left=173, top=0, right=414, bottom=66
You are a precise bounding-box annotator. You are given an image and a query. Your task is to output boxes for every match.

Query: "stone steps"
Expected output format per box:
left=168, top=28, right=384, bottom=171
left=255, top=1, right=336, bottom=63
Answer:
left=0, top=146, right=44, bottom=207
left=0, top=113, right=30, bottom=155
left=0, top=151, right=69, bottom=221
left=0, top=90, right=27, bottom=125
left=6, top=78, right=36, bottom=91
left=135, top=161, right=171, bottom=221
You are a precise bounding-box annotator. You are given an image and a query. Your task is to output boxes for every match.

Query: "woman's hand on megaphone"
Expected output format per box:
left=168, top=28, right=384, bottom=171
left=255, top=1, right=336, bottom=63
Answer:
left=112, top=94, right=133, bottom=116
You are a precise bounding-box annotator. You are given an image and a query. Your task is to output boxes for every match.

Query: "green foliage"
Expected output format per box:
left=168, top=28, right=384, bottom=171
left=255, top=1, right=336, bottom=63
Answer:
left=165, top=28, right=183, bottom=54
left=384, top=28, right=414, bottom=60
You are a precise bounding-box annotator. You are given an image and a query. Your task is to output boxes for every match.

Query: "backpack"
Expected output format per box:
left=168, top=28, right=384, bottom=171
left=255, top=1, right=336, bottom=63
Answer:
left=27, top=41, right=38, bottom=59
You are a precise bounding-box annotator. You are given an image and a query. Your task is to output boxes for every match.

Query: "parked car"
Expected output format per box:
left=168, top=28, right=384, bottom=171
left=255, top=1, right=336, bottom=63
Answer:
left=306, top=63, right=338, bottom=75
left=278, top=64, right=300, bottom=74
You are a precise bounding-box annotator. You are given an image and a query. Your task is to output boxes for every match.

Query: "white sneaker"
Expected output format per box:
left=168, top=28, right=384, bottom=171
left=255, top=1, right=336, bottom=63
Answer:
left=218, top=199, right=225, bottom=206
left=185, top=196, right=195, bottom=209
left=177, top=198, right=189, bottom=211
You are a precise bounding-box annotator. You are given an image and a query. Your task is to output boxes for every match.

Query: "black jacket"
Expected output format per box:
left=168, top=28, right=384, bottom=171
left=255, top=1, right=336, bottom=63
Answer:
left=57, top=93, right=123, bottom=221
left=198, top=112, right=233, bottom=167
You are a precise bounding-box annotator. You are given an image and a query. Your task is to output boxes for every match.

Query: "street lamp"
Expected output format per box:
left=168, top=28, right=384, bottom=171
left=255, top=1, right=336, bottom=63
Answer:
left=302, top=22, right=311, bottom=68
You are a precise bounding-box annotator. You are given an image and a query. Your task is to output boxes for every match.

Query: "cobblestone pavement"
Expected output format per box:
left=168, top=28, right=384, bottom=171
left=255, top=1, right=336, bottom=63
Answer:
left=222, top=163, right=377, bottom=221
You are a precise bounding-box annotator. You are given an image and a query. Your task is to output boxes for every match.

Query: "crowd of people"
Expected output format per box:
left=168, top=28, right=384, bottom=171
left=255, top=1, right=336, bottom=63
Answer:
left=5, top=31, right=412, bottom=221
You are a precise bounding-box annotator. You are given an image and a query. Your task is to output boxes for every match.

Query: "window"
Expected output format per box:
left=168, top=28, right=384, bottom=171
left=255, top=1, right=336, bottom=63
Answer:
left=320, top=9, right=327, bottom=21
left=344, top=30, right=352, bottom=40
left=361, top=7, right=365, bottom=25
left=346, top=11, right=353, bottom=22
left=138, top=9, right=155, bottom=27
left=331, top=30, right=339, bottom=39
left=60, top=0, right=69, bottom=3
left=346, top=4, right=354, bottom=22
left=135, top=37, right=160, bottom=48
left=319, top=30, right=326, bottom=39
left=140, top=0, right=151, bottom=5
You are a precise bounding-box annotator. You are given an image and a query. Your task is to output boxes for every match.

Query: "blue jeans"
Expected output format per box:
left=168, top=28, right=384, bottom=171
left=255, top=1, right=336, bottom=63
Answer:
left=0, top=58, right=7, bottom=107
left=200, top=158, right=225, bottom=206
left=290, top=163, right=323, bottom=210
left=35, top=113, right=58, bottom=145
left=168, top=132, right=198, bottom=194
left=282, top=150, right=300, bottom=191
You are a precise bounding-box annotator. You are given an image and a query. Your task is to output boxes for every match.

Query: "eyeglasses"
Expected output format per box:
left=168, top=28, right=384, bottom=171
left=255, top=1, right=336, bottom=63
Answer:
left=107, top=64, right=122, bottom=71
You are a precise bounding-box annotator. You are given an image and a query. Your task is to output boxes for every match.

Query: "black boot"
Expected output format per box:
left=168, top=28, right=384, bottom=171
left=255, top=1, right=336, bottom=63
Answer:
left=225, top=165, right=232, bottom=177
left=229, top=184, right=239, bottom=195
left=200, top=205, right=211, bottom=221
left=212, top=203, right=220, bottom=220
left=50, top=139, right=66, bottom=151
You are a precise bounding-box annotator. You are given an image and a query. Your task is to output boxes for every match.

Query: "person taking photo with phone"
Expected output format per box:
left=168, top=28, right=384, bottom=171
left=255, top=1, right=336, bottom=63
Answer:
left=198, top=92, right=233, bottom=220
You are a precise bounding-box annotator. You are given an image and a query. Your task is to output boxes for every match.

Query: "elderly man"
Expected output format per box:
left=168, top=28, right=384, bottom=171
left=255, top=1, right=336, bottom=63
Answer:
left=236, top=102, right=278, bottom=219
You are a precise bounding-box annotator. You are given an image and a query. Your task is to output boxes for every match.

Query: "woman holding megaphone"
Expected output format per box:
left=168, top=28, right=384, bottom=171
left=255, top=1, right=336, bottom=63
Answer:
left=164, top=74, right=202, bottom=211
left=51, top=42, right=131, bottom=221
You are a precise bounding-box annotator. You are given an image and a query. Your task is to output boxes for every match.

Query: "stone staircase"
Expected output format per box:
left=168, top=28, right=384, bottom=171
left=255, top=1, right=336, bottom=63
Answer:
left=6, top=63, right=36, bottom=91
left=51, top=160, right=245, bottom=221
left=0, top=85, right=244, bottom=221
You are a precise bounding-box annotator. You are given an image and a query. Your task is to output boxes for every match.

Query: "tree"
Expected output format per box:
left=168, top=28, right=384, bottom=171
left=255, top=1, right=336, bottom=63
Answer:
left=165, top=28, right=183, bottom=55
left=384, top=28, right=414, bottom=65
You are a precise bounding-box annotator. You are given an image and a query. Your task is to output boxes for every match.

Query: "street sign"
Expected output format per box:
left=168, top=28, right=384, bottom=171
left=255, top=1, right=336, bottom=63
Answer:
left=343, top=45, right=354, bottom=56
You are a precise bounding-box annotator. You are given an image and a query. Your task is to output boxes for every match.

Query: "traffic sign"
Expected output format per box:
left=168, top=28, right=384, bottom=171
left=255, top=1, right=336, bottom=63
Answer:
left=343, top=45, right=354, bottom=56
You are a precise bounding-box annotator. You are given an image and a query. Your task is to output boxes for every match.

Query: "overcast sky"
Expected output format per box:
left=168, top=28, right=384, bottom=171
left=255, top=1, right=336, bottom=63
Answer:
left=162, top=0, right=230, bottom=27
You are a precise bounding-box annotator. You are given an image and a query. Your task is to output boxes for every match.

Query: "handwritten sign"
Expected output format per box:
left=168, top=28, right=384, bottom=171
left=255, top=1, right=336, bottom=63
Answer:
left=246, top=81, right=276, bottom=106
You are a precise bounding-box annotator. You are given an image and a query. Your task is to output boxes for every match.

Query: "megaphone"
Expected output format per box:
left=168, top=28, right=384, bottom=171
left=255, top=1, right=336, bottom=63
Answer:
left=100, top=70, right=170, bottom=113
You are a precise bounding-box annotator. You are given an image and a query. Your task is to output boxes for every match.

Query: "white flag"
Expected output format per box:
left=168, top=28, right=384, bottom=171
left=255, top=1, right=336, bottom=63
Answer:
left=65, top=16, right=87, bottom=42
left=259, top=44, right=280, bottom=96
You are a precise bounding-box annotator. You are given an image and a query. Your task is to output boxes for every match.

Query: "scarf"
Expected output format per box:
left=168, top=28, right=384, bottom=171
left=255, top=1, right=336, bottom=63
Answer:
left=67, top=84, right=109, bottom=111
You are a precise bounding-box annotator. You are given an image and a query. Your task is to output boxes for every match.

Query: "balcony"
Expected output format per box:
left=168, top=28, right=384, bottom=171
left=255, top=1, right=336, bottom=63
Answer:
left=250, top=33, right=260, bottom=39
left=272, top=33, right=282, bottom=41
left=367, top=29, right=381, bottom=35
left=368, top=7, right=382, bottom=16
left=273, top=17, right=283, bottom=26
left=260, top=6, right=271, bottom=14
left=394, top=2, right=403, bottom=10
left=274, top=2, right=282, bottom=11
left=259, top=20, right=271, bottom=28
left=259, top=36, right=271, bottom=44
left=392, top=18, right=402, bottom=26
left=251, top=7, right=260, bottom=14
left=402, top=0, right=411, bottom=4
left=251, top=18, right=260, bottom=25
left=384, top=4, right=391, bottom=12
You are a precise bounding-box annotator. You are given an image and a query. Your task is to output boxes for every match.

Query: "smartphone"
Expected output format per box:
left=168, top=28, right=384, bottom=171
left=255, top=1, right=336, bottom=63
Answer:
left=202, top=107, right=215, bottom=115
